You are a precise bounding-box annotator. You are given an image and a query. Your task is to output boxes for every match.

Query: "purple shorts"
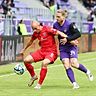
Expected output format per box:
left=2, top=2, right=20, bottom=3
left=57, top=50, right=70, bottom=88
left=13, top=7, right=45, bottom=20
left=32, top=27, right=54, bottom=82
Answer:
left=60, top=46, right=78, bottom=60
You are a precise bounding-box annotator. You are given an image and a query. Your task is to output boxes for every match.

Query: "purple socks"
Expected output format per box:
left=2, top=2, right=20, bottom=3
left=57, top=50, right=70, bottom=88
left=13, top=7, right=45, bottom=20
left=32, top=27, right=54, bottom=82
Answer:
left=66, top=68, right=75, bottom=83
left=78, top=64, right=87, bottom=73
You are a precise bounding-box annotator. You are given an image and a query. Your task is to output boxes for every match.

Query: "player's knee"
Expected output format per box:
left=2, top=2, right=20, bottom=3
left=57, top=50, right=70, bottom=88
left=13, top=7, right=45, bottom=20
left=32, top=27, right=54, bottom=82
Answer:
left=24, top=55, right=34, bottom=63
left=64, top=64, right=70, bottom=69
left=24, top=58, right=28, bottom=63
left=62, top=61, right=70, bottom=69
left=62, top=60, right=70, bottom=69
left=42, top=59, right=51, bottom=67
left=24, top=57, right=31, bottom=63
left=71, top=59, right=78, bottom=67
left=71, top=61, right=75, bottom=66
left=42, top=62, right=48, bottom=67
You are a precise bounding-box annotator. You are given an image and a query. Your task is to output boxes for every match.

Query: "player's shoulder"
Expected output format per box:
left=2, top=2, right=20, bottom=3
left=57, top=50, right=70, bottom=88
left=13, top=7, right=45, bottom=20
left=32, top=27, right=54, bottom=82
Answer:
left=53, top=21, right=58, bottom=26
left=42, top=25, right=52, bottom=32
left=43, top=25, right=52, bottom=29
left=69, top=22, right=75, bottom=26
left=53, top=21, right=59, bottom=29
left=43, top=25, right=49, bottom=29
left=43, top=25, right=57, bottom=33
left=65, top=19, right=71, bottom=26
left=69, top=22, right=78, bottom=29
left=32, top=31, right=38, bottom=36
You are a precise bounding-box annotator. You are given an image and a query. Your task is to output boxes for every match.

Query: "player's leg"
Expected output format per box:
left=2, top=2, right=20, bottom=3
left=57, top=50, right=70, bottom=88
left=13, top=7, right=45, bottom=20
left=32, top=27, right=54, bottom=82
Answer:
left=70, top=47, right=93, bottom=81
left=24, top=55, right=35, bottom=77
left=24, top=55, right=38, bottom=87
left=60, top=51, right=79, bottom=89
left=62, top=58, right=79, bottom=89
left=70, top=47, right=87, bottom=73
left=34, top=52, right=57, bottom=89
left=24, top=50, right=44, bottom=87
left=70, top=58, right=87, bottom=73
left=34, top=58, right=50, bottom=89
left=70, top=58, right=93, bottom=81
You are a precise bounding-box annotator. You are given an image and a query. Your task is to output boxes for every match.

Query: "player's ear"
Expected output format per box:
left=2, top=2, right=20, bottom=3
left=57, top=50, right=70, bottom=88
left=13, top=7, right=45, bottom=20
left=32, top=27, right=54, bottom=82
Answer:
left=40, top=22, right=43, bottom=26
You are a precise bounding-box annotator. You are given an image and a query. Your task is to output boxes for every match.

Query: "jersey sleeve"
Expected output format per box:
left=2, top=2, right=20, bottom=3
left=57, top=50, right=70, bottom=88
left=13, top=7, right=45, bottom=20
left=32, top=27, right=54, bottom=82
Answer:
left=67, top=22, right=81, bottom=41
left=31, top=31, right=38, bottom=41
left=47, top=26, right=57, bottom=35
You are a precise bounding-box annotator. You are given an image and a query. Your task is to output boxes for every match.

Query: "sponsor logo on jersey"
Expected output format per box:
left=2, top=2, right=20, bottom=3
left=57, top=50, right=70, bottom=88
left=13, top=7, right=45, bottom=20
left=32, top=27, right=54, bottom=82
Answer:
left=64, top=29, right=67, bottom=33
left=41, top=37, right=47, bottom=41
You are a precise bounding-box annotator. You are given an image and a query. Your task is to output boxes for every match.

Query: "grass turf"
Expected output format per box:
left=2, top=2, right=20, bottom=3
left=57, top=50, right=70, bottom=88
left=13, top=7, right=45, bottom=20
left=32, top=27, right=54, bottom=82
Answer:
left=0, top=52, right=96, bottom=96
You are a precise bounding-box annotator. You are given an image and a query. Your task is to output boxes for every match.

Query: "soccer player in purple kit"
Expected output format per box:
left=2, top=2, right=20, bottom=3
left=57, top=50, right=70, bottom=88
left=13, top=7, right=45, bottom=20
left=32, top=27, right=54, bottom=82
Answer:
left=53, top=9, right=93, bottom=89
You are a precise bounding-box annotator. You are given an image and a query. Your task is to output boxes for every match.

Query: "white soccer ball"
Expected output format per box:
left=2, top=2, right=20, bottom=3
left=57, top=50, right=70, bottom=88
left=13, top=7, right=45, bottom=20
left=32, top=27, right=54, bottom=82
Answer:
left=14, top=64, right=25, bottom=75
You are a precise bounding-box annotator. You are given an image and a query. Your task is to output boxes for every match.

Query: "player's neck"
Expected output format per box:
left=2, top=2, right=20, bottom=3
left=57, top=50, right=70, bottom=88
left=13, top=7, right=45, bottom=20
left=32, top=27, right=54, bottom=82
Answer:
left=40, top=26, right=43, bottom=31
left=59, top=20, right=65, bottom=26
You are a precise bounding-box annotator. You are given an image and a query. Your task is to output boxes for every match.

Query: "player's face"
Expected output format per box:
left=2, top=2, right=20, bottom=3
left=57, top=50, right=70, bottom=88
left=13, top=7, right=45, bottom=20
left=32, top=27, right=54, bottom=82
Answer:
left=32, top=24, right=41, bottom=33
left=56, top=13, right=65, bottom=23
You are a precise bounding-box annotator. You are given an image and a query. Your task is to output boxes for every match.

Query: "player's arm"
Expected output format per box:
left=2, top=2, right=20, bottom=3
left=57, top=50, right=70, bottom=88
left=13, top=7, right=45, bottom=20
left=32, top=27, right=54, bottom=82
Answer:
left=66, top=22, right=81, bottom=41
left=48, top=27, right=67, bottom=38
left=24, top=39, right=33, bottom=51
left=56, top=30, right=67, bottom=38
left=53, top=24, right=67, bottom=37
left=56, top=23, right=80, bottom=45
left=52, top=25, right=68, bottom=44
left=20, top=38, right=34, bottom=54
left=20, top=32, right=37, bottom=54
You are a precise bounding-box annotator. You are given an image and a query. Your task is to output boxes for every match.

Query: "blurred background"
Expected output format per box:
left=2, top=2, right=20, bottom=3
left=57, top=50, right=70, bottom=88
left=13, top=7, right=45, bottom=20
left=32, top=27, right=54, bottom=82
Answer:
left=0, top=0, right=96, bottom=64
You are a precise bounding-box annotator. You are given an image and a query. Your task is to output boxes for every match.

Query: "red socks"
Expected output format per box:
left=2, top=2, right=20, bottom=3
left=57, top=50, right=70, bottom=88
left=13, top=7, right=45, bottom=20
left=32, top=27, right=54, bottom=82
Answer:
left=24, top=62, right=35, bottom=77
left=24, top=62, right=47, bottom=85
left=38, top=67, right=47, bottom=85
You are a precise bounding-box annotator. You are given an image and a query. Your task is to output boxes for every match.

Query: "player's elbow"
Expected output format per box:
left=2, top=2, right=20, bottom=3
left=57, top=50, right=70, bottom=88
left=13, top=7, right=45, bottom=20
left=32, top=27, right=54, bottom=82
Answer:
left=75, top=29, right=81, bottom=38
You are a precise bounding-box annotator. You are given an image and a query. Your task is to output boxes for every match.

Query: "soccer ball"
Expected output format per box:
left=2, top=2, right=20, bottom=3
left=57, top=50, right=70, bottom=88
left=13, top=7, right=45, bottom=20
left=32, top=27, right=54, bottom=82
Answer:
left=14, top=64, right=25, bottom=75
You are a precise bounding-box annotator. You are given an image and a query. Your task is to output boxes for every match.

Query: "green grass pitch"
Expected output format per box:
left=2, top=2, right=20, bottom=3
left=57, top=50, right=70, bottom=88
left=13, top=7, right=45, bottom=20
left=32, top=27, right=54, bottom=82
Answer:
left=0, top=52, right=96, bottom=96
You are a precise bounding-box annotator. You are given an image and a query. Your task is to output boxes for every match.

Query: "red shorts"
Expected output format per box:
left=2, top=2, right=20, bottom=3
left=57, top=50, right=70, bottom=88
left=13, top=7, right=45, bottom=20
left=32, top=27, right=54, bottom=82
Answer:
left=30, top=49, right=57, bottom=63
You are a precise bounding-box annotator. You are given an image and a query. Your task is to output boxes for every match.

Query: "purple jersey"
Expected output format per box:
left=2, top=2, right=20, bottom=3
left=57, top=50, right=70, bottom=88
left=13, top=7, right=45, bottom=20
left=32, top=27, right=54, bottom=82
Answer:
left=53, top=20, right=77, bottom=51
left=53, top=19, right=78, bottom=59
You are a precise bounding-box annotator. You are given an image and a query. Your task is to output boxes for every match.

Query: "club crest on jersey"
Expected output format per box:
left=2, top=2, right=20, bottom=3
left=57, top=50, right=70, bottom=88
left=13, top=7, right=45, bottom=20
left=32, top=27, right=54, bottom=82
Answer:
left=43, top=32, right=47, bottom=36
left=64, top=29, right=67, bottom=33
left=70, top=50, right=75, bottom=56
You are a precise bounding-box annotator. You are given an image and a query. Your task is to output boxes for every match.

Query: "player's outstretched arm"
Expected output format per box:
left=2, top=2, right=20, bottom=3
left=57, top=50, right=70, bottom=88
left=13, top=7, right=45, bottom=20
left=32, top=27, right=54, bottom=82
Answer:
left=56, top=30, right=67, bottom=38
left=57, top=30, right=79, bottom=45
left=20, top=38, right=33, bottom=54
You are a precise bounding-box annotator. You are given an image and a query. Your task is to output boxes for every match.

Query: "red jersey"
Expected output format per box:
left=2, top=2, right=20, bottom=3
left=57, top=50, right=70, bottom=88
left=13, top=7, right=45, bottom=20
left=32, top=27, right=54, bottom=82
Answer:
left=31, top=26, right=57, bottom=52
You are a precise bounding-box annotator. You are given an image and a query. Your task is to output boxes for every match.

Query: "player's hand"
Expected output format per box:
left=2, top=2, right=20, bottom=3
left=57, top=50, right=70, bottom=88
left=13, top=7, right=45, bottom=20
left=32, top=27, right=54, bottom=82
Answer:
left=60, top=38, right=67, bottom=45
left=60, top=32, right=67, bottom=38
left=70, top=40, right=78, bottom=46
left=57, top=31, right=67, bottom=38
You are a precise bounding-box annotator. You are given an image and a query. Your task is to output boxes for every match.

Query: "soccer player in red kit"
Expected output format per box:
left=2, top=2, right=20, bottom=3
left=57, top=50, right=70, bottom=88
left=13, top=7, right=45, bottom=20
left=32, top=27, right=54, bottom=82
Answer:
left=20, top=21, right=67, bottom=89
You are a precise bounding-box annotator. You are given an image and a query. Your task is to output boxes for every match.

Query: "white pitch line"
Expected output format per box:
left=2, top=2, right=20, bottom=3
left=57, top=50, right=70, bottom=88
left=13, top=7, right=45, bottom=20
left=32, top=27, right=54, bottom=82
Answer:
left=0, top=73, right=16, bottom=77
left=0, top=64, right=62, bottom=78
left=0, top=58, right=96, bottom=78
